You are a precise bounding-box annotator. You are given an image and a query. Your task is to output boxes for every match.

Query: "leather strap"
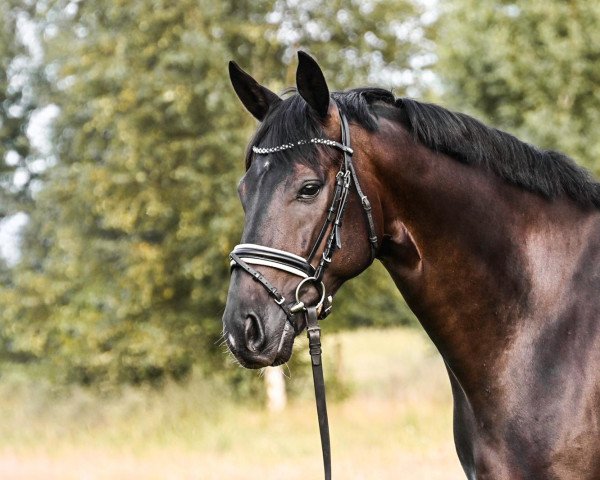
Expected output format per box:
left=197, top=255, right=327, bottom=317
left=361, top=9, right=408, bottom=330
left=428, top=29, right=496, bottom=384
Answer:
left=306, top=306, right=331, bottom=480
left=229, top=252, right=297, bottom=329
left=232, top=244, right=315, bottom=278
left=306, top=171, right=346, bottom=264
left=340, top=113, right=378, bottom=260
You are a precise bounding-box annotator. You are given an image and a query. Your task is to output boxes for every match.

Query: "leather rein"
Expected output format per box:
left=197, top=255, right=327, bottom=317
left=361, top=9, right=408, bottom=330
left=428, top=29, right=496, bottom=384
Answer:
left=229, top=105, right=378, bottom=480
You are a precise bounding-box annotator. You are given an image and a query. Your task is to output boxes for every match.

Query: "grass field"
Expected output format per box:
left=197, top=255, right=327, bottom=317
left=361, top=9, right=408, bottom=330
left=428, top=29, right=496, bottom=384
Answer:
left=0, top=328, right=465, bottom=479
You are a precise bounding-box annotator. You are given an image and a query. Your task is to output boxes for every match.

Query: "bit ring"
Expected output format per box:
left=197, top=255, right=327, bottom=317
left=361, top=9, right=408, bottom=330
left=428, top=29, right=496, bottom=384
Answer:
left=293, top=277, right=326, bottom=312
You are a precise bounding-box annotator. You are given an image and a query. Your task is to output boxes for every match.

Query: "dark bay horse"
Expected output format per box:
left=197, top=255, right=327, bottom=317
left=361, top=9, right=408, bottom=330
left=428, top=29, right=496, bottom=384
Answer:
left=222, top=52, right=600, bottom=479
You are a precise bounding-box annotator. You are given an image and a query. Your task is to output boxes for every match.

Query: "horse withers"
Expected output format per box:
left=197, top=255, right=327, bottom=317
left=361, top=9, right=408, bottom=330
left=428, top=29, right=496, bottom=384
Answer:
left=222, top=51, right=600, bottom=479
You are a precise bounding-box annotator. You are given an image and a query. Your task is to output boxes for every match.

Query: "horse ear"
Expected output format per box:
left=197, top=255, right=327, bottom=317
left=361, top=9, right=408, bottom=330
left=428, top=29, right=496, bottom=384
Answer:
left=228, top=61, right=281, bottom=121
left=296, top=51, right=330, bottom=119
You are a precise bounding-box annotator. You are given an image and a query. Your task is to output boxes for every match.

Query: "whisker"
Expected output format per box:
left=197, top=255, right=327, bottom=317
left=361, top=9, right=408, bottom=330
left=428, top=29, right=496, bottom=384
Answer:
left=220, top=344, right=231, bottom=355
left=224, top=349, right=243, bottom=368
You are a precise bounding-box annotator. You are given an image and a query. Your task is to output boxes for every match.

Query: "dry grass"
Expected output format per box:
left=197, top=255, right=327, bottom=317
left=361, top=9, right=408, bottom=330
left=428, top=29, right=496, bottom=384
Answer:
left=0, top=327, right=465, bottom=479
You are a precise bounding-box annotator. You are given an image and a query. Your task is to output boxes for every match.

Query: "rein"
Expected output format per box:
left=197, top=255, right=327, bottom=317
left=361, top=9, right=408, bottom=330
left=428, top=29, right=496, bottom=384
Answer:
left=229, top=105, right=377, bottom=480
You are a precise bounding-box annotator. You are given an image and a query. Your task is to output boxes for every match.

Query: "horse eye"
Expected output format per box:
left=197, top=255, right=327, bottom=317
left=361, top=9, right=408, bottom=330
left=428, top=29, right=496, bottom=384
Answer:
left=298, top=183, right=321, bottom=199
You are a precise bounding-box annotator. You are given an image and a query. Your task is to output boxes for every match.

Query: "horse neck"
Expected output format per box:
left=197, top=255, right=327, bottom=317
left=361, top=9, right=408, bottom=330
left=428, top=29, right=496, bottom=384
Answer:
left=364, top=120, right=597, bottom=394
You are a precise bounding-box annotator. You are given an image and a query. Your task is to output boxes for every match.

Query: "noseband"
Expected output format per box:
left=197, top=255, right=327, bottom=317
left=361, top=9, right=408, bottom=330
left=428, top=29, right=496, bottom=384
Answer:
left=228, top=105, right=378, bottom=480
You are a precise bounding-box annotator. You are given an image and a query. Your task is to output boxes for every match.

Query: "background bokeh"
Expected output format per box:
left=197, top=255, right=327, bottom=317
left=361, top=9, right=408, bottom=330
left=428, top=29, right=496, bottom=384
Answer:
left=1, top=1, right=599, bottom=478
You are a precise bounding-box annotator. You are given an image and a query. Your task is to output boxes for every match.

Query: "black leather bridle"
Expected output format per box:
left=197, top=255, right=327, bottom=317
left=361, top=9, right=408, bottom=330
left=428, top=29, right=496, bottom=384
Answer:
left=229, top=104, right=378, bottom=480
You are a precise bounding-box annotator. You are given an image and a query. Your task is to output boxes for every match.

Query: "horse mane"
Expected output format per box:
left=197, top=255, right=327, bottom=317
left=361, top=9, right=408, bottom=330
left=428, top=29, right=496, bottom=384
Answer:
left=251, top=87, right=600, bottom=209
left=336, top=88, right=600, bottom=209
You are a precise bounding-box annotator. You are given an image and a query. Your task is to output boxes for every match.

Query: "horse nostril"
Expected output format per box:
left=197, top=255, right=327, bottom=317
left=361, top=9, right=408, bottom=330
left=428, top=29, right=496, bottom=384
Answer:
left=244, top=313, right=266, bottom=353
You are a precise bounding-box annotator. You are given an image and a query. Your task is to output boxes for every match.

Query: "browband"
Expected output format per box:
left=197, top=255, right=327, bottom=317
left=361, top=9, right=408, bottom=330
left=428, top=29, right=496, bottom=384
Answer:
left=252, top=138, right=353, bottom=156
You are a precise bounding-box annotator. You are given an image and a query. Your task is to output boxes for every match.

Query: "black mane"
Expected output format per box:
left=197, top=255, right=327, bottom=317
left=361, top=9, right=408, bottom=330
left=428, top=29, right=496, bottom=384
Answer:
left=246, top=93, right=326, bottom=169
left=251, top=88, right=600, bottom=209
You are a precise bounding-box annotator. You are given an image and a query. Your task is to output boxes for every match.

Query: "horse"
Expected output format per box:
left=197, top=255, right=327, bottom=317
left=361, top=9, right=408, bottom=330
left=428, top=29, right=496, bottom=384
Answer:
left=222, top=51, right=600, bottom=479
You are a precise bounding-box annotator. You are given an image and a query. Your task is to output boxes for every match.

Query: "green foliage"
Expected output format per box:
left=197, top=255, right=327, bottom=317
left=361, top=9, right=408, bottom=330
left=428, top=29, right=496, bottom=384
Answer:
left=436, top=1, right=600, bottom=175
left=0, top=1, right=37, bottom=217
left=266, top=0, right=432, bottom=91
left=2, top=0, right=274, bottom=386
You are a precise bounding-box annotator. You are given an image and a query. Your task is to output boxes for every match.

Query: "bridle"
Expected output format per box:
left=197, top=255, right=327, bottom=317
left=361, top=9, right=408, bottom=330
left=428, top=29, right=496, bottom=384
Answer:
left=228, top=103, right=378, bottom=480
left=230, top=105, right=378, bottom=322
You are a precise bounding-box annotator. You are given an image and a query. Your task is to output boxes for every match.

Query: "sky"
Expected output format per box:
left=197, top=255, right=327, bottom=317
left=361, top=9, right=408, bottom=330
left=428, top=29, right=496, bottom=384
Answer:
left=0, top=213, right=28, bottom=265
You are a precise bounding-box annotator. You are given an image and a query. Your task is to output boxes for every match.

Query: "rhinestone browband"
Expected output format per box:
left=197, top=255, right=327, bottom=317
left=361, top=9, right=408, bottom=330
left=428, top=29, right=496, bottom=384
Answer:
left=252, top=138, right=353, bottom=155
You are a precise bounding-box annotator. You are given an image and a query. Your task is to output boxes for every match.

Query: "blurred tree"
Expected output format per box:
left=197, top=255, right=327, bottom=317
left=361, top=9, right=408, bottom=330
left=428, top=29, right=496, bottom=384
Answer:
left=267, top=0, right=435, bottom=94
left=1, top=0, right=427, bottom=388
left=2, top=0, right=284, bottom=387
left=436, top=1, right=600, bottom=175
left=0, top=1, right=44, bottom=363
left=0, top=1, right=38, bottom=217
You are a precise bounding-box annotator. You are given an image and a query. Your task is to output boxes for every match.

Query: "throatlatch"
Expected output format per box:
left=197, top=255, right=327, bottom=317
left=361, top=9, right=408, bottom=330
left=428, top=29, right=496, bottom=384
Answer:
left=229, top=104, right=378, bottom=480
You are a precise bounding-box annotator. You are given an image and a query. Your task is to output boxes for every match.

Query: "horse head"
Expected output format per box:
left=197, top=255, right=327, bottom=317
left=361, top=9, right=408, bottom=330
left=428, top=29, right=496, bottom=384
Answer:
left=222, top=52, right=381, bottom=368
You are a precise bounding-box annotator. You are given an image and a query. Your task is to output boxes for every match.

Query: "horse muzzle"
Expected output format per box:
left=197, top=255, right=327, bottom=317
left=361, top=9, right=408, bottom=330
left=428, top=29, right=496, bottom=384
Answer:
left=223, top=306, right=297, bottom=369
